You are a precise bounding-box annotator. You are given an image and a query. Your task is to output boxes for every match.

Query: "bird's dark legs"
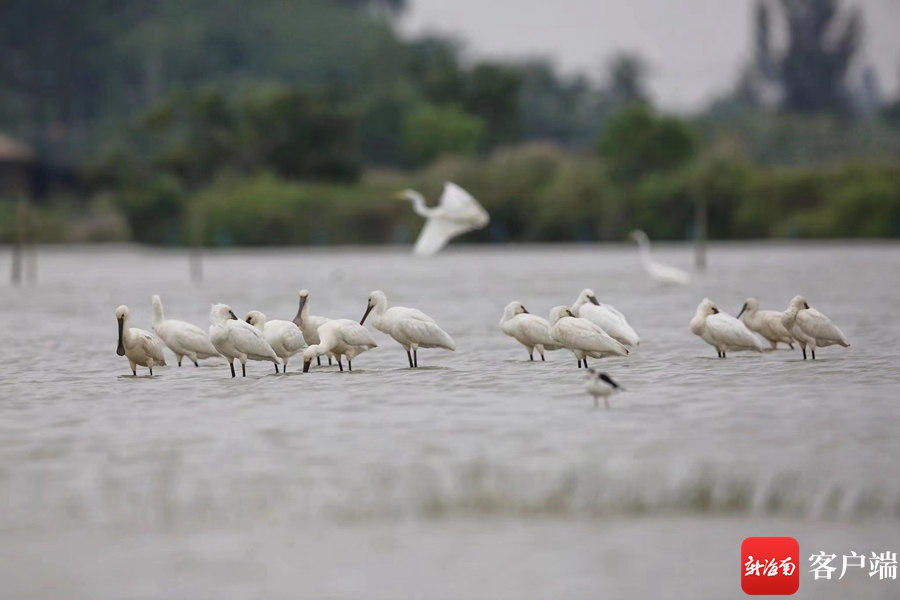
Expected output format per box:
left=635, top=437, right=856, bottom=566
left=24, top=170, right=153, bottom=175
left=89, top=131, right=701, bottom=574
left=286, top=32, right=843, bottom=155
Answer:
left=811, top=349, right=816, bottom=360
left=274, top=363, right=279, bottom=374
left=802, top=348, right=807, bottom=360
left=407, top=350, right=414, bottom=368
left=316, top=356, right=321, bottom=366
left=328, top=356, right=333, bottom=366
left=177, top=358, right=182, bottom=367
left=230, top=361, right=235, bottom=378
left=414, top=350, right=418, bottom=368
left=788, top=343, right=794, bottom=350
left=149, top=366, right=153, bottom=376
left=241, top=362, right=246, bottom=377
left=583, top=357, right=588, bottom=368
left=348, top=359, right=352, bottom=372
left=132, top=368, right=137, bottom=376
left=540, top=353, right=545, bottom=361
left=577, top=359, right=582, bottom=368
left=337, top=357, right=343, bottom=372
left=193, top=360, right=199, bottom=367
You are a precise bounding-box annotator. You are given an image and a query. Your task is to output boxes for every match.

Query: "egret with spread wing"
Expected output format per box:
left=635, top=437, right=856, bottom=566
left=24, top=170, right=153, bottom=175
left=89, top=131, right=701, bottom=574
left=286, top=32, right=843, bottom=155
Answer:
left=397, top=182, right=490, bottom=256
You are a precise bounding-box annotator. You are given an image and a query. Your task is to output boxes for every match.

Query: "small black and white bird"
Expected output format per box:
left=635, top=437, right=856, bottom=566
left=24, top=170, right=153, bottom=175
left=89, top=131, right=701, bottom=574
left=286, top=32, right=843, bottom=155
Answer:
left=584, top=368, right=624, bottom=408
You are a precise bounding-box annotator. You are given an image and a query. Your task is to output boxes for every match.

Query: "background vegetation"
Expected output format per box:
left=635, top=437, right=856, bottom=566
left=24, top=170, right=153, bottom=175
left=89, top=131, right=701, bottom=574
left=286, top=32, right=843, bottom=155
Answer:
left=1, top=0, right=899, bottom=245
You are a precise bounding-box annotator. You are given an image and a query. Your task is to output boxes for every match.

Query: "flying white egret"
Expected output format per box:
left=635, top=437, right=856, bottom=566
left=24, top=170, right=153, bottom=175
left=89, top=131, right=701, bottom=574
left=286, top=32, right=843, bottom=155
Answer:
left=781, top=296, right=850, bottom=360
left=302, top=319, right=377, bottom=372
left=116, top=305, right=166, bottom=376
left=571, top=289, right=640, bottom=346
left=499, top=301, right=562, bottom=361
left=360, top=291, right=455, bottom=368
left=737, top=298, right=794, bottom=350
left=690, top=298, right=763, bottom=358
left=629, top=230, right=691, bottom=285
left=151, top=295, right=220, bottom=366
left=584, top=368, right=624, bottom=409
left=548, top=306, right=629, bottom=368
left=209, top=303, right=280, bottom=377
left=397, top=182, right=490, bottom=256
left=292, top=289, right=334, bottom=366
left=246, top=310, right=307, bottom=373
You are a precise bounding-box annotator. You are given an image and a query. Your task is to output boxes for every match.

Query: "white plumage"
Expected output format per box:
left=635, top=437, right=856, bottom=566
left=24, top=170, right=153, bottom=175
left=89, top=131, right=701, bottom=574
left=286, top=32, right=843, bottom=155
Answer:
left=781, top=295, right=850, bottom=360
left=584, top=368, right=624, bottom=409
left=151, top=294, right=220, bottom=367
left=116, top=304, right=166, bottom=376
left=571, top=289, right=640, bottom=346
left=499, top=301, right=562, bottom=361
left=629, top=230, right=691, bottom=285
left=292, top=289, right=334, bottom=366
left=302, top=319, right=378, bottom=372
left=209, top=303, right=280, bottom=377
left=690, top=298, right=763, bottom=358
left=246, top=310, right=307, bottom=373
left=737, top=297, right=794, bottom=350
left=399, top=182, right=490, bottom=257
left=548, top=305, right=629, bottom=368
left=360, top=291, right=456, bottom=368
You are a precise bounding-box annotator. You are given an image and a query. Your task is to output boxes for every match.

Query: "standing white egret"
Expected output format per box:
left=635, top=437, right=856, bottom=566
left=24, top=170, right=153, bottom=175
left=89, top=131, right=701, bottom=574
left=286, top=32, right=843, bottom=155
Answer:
left=737, top=297, right=794, bottom=350
left=292, top=289, right=334, bottom=366
left=548, top=306, right=629, bottom=368
left=360, top=291, right=456, bottom=368
left=499, top=301, right=562, bottom=361
left=116, top=305, right=166, bottom=376
left=209, top=304, right=280, bottom=377
left=584, top=368, right=624, bottom=409
left=397, top=182, right=490, bottom=256
left=246, top=310, right=306, bottom=373
left=571, top=289, right=640, bottom=346
left=629, top=230, right=691, bottom=285
left=151, top=295, right=220, bottom=366
left=781, top=296, right=850, bottom=360
left=302, top=319, right=377, bottom=372
left=690, top=298, right=763, bottom=358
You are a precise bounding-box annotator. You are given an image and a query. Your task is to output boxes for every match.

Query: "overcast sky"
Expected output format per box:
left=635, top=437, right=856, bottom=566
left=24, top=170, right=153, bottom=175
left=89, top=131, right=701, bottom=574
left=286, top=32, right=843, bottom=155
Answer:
left=400, top=0, right=900, bottom=111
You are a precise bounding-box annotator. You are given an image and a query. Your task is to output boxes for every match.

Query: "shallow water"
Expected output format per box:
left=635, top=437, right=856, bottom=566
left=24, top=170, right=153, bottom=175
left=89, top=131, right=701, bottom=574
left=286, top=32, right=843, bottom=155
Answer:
left=1, top=242, right=899, bottom=599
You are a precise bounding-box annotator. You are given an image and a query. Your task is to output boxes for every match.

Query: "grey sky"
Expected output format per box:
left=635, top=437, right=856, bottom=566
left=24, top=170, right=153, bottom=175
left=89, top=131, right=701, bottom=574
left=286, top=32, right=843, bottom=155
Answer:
left=400, top=0, right=900, bottom=111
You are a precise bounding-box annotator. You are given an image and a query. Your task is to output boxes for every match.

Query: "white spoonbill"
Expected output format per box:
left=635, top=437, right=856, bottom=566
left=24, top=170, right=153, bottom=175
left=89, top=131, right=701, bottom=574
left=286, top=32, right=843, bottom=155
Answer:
left=571, top=289, right=640, bottom=346
left=292, top=289, right=334, bottom=366
left=302, top=319, right=377, bottom=372
left=209, top=303, right=280, bottom=377
left=781, top=296, right=850, bottom=360
left=360, top=291, right=456, bottom=368
left=548, top=306, right=629, bottom=368
left=499, top=301, right=562, bottom=361
left=397, top=182, right=490, bottom=257
left=585, top=368, right=624, bottom=409
left=151, top=295, right=220, bottom=366
left=737, top=298, right=794, bottom=350
left=629, top=230, right=691, bottom=285
left=116, top=305, right=166, bottom=376
left=690, top=298, right=763, bottom=358
left=245, top=310, right=307, bottom=373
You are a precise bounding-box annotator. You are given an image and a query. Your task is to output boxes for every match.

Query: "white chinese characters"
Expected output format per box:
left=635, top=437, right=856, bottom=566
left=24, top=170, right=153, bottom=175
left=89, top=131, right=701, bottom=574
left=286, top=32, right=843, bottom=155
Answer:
left=812, top=551, right=897, bottom=581
left=745, top=556, right=796, bottom=577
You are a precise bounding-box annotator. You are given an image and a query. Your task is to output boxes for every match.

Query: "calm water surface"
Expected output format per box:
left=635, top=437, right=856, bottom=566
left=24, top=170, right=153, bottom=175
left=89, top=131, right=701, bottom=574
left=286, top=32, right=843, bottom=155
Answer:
left=1, top=243, right=898, bottom=599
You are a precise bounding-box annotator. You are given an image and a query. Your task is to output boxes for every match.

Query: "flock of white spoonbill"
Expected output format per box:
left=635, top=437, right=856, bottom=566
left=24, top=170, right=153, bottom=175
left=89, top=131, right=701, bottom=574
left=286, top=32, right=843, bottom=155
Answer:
left=116, top=291, right=455, bottom=378
left=115, top=289, right=850, bottom=409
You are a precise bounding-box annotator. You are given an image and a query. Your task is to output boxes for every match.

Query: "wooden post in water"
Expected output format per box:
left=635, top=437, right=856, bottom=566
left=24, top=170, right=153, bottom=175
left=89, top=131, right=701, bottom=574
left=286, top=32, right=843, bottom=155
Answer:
left=694, top=193, right=707, bottom=271
left=189, top=199, right=204, bottom=284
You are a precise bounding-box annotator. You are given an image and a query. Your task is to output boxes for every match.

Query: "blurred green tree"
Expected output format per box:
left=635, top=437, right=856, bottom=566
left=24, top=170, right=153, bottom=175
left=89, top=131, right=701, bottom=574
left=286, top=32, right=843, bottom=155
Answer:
left=597, top=105, right=697, bottom=182
left=402, top=104, right=484, bottom=166
left=752, top=0, right=862, bottom=114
